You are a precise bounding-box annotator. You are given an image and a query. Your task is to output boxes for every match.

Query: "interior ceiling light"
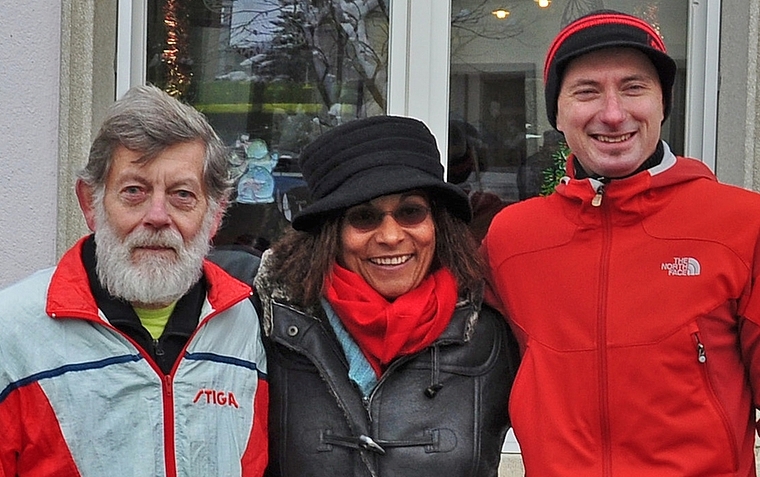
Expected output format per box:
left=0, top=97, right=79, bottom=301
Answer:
left=491, top=8, right=510, bottom=19
left=535, top=0, right=551, bottom=7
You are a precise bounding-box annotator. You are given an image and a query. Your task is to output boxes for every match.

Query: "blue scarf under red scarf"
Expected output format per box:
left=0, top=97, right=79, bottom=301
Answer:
left=324, top=264, right=458, bottom=376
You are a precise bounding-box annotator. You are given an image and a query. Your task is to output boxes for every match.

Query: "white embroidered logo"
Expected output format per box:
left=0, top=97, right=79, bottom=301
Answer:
left=661, top=257, right=701, bottom=276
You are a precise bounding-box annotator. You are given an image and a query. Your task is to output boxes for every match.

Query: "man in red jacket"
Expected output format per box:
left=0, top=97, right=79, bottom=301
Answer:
left=482, top=9, right=760, bottom=476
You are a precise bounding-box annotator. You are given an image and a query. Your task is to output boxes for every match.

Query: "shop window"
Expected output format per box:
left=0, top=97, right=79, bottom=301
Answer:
left=146, top=0, right=390, bottom=248
left=448, top=0, right=689, bottom=244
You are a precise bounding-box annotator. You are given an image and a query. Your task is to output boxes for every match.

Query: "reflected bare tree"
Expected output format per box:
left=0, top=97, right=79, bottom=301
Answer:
left=561, top=0, right=605, bottom=27
left=450, top=0, right=544, bottom=62
left=221, top=0, right=389, bottom=118
left=451, top=0, right=530, bottom=40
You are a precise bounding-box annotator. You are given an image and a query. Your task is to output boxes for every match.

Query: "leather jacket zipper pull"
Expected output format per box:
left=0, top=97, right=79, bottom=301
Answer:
left=425, top=345, right=443, bottom=398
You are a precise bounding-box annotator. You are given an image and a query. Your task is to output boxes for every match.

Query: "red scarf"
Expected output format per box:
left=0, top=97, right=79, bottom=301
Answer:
left=324, top=263, right=458, bottom=376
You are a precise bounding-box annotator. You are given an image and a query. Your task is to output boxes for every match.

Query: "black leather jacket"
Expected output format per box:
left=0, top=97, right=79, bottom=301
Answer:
left=260, top=292, right=519, bottom=477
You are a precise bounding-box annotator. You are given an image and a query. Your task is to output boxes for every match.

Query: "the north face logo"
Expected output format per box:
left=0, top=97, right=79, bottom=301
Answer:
left=661, top=257, right=701, bottom=276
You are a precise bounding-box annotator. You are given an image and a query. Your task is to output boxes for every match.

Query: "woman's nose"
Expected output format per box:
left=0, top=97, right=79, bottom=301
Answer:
left=373, top=213, right=404, bottom=244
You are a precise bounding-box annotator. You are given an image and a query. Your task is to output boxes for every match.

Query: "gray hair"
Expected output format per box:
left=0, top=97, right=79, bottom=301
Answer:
left=78, top=84, right=231, bottom=205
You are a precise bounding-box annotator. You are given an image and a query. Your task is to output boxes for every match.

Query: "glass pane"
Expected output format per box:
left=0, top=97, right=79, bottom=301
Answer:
left=448, top=0, right=688, bottom=241
left=147, top=0, right=389, bottom=248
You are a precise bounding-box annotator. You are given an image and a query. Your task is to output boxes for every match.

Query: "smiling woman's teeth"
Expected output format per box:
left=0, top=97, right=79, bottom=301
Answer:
left=596, top=133, right=632, bottom=143
left=370, top=255, right=411, bottom=265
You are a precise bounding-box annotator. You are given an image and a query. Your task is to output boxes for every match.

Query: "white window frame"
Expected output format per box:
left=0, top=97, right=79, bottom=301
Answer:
left=686, top=0, right=721, bottom=170
left=116, top=0, right=147, bottom=99
left=386, top=0, right=452, bottom=170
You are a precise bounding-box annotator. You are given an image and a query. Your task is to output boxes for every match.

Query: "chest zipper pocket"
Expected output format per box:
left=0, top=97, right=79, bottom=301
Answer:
left=691, top=329, right=740, bottom=470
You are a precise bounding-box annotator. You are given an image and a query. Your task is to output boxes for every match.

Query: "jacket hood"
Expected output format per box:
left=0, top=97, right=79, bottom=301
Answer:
left=563, top=141, right=715, bottom=185
left=546, top=142, right=719, bottom=229
left=253, top=249, right=324, bottom=336
left=556, top=141, right=717, bottom=209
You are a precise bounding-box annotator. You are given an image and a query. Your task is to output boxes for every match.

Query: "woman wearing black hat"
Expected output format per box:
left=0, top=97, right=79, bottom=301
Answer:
left=254, top=115, right=519, bottom=477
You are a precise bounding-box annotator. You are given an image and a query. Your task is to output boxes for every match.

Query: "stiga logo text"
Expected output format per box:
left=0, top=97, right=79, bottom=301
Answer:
left=661, top=257, right=701, bottom=276
left=193, top=389, right=240, bottom=408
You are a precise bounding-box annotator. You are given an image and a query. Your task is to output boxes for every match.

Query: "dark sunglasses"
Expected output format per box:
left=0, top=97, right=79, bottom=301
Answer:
left=344, top=203, right=431, bottom=231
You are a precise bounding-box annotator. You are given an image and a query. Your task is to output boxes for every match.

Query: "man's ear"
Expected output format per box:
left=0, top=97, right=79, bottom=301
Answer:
left=75, top=179, right=98, bottom=232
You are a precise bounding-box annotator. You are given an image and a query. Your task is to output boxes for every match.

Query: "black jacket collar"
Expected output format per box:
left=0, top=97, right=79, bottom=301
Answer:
left=574, top=140, right=665, bottom=181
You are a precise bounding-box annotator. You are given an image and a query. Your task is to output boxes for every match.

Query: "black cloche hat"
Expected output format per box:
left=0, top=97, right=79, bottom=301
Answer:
left=292, top=115, right=472, bottom=231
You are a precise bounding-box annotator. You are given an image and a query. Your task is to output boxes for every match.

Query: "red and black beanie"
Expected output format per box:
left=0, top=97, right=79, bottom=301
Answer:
left=543, top=10, right=677, bottom=129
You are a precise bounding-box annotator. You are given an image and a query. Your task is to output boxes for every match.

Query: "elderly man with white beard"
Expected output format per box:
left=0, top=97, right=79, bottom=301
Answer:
left=0, top=85, right=269, bottom=477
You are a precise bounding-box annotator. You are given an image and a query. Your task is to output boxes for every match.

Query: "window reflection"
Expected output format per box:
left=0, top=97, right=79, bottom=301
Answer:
left=147, top=0, right=389, bottom=246
left=449, top=0, right=687, bottom=244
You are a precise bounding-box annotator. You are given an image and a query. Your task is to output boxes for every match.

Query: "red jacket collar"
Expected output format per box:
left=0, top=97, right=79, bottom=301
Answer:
left=46, top=235, right=252, bottom=320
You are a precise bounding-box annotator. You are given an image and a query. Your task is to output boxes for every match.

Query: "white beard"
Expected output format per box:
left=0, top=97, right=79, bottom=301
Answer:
left=92, top=197, right=216, bottom=307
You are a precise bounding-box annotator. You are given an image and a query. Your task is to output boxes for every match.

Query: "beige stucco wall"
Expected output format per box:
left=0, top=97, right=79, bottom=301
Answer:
left=499, top=453, right=525, bottom=475
left=0, top=0, right=115, bottom=289
left=0, top=1, right=62, bottom=286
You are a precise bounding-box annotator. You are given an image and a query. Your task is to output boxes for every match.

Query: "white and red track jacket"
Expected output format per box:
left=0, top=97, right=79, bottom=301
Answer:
left=0, top=237, right=269, bottom=476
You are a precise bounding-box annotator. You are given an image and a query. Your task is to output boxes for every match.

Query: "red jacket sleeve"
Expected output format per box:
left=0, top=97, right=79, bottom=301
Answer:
left=0, top=383, right=81, bottom=476
left=241, top=377, right=269, bottom=476
left=479, top=231, right=508, bottom=318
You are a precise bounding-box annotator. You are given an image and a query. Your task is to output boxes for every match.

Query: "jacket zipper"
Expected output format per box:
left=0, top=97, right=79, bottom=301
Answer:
left=154, top=338, right=165, bottom=357
left=694, top=335, right=706, bottom=363
left=160, top=305, right=223, bottom=477
left=163, top=374, right=177, bottom=477
left=691, top=330, right=740, bottom=470
left=365, top=353, right=416, bottom=416
left=597, top=191, right=613, bottom=476
left=592, top=183, right=606, bottom=207
left=107, top=307, right=223, bottom=477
